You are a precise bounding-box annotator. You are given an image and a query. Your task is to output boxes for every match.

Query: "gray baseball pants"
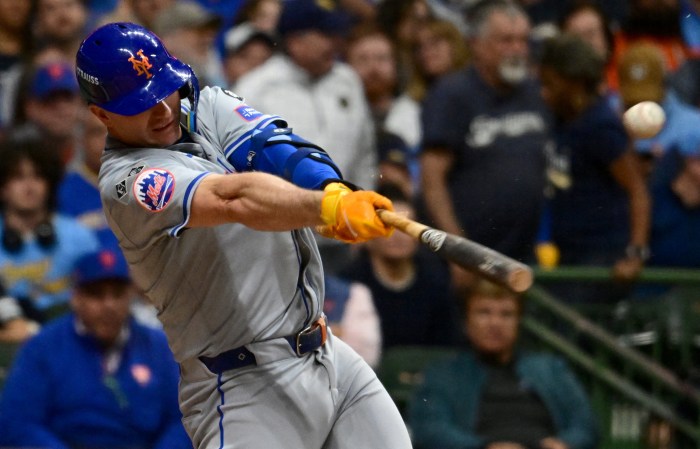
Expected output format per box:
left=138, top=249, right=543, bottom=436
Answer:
left=179, top=334, right=413, bottom=449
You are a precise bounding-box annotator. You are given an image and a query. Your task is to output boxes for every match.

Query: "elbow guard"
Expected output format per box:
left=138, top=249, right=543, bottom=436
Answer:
left=229, top=125, right=343, bottom=189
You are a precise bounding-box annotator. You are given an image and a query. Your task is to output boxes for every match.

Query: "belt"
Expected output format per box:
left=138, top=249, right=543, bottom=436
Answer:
left=199, top=315, right=328, bottom=374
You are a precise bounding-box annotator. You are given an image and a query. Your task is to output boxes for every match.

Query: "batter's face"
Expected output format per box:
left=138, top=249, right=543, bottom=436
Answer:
left=465, top=294, right=519, bottom=364
left=90, top=91, right=182, bottom=148
left=72, top=280, right=132, bottom=347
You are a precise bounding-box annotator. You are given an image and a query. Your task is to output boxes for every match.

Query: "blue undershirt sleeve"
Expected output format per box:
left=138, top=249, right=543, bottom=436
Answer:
left=227, top=124, right=342, bottom=190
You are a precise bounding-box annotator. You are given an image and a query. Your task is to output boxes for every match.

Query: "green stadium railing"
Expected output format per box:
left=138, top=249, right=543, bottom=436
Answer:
left=375, top=267, right=700, bottom=449
left=527, top=266, right=700, bottom=449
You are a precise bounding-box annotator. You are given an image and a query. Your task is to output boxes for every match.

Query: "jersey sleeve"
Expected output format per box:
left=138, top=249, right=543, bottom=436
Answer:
left=191, top=86, right=288, bottom=162
left=101, top=151, right=211, bottom=250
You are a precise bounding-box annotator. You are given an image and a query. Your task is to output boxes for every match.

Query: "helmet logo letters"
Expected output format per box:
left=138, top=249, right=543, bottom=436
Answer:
left=128, top=49, right=153, bottom=79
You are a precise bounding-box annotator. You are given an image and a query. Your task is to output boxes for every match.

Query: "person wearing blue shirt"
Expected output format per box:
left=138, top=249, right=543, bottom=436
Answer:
left=646, top=146, right=700, bottom=267
left=409, top=278, right=599, bottom=449
left=0, top=247, right=191, bottom=449
left=616, top=42, right=700, bottom=269
left=0, top=136, right=99, bottom=320
left=632, top=91, right=700, bottom=157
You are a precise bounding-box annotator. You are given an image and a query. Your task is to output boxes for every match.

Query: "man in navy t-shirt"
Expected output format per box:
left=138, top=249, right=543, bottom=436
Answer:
left=420, top=0, right=550, bottom=290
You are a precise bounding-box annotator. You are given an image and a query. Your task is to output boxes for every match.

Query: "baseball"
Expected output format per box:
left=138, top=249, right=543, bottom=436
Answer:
left=622, top=101, right=666, bottom=139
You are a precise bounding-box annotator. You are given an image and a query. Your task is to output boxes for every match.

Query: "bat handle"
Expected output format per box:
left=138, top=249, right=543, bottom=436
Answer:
left=376, top=209, right=427, bottom=239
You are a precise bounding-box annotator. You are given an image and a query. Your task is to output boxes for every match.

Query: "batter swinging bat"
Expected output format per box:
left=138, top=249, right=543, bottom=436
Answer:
left=377, top=209, right=533, bottom=293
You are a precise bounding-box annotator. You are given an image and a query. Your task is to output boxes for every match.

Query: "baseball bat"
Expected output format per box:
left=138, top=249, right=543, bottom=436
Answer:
left=376, top=209, right=534, bottom=293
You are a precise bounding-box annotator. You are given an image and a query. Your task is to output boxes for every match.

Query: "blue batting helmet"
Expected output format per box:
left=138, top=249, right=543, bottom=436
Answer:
left=75, top=22, right=199, bottom=117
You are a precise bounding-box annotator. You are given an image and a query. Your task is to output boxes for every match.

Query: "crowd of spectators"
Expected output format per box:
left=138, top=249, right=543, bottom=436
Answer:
left=1, top=0, right=700, bottom=447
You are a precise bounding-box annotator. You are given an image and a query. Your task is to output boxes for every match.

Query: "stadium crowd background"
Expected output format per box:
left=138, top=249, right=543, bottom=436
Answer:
left=0, top=0, right=700, bottom=447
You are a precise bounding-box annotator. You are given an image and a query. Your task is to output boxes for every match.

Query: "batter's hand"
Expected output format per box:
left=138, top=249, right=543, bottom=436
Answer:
left=317, top=182, right=394, bottom=243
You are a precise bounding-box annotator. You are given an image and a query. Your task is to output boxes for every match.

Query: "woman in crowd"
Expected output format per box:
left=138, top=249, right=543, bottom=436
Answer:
left=538, top=34, right=651, bottom=304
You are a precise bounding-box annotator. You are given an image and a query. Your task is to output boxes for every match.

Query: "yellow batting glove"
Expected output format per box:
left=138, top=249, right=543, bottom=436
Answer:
left=318, top=182, right=394, bottom=243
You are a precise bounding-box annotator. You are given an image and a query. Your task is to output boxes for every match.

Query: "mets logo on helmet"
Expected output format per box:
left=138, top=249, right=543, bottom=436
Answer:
left=133, top=168, right=175, bottom=212
left=128, top=49, right=153, bottom=79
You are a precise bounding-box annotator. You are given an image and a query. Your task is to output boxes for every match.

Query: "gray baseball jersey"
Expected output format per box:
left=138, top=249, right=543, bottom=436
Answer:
left=100, top=87, right=324, bottom=363
left=98, top=86, right=412, bottom=449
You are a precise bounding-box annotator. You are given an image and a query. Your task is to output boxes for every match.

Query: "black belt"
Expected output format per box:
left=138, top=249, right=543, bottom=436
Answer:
left=199, top=315, right=328, bottom=374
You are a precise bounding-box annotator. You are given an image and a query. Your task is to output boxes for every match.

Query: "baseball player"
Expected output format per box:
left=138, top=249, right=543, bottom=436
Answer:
left=75, top=23, right=412, bottom=449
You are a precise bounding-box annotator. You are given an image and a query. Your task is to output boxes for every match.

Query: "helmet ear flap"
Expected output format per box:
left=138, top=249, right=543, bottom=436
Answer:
left=79, top=82, right=112, bottom=107
left=178, top=69, right=200, bottom=132
left=178, top=82, right=191, bottom=99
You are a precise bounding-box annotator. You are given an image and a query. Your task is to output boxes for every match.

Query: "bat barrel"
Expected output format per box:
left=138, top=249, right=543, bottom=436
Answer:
left=420, top=228, right=534, bottom=293
left=376, top=209, right=534, bottom=293
left=506, top=267, right=534, bottom=293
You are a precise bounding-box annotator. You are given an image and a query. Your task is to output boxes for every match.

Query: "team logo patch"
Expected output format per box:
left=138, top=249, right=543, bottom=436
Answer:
left=235, top=104, right=263, bottom=121
left=133, top=168, right=175, bottom=212
left=128, top=165, right=144, bottom=177
left=128, top=49, right=153, bottom=79
left=115, top=180, right=128, bottom=199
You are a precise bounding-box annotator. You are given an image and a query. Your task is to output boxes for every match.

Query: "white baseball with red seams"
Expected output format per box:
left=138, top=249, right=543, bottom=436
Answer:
left=623, top=101, right=666, bottom=139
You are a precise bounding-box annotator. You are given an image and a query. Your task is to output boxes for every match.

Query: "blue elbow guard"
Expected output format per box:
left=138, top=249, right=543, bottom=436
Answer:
left=230, top=125, right=343, bottom=189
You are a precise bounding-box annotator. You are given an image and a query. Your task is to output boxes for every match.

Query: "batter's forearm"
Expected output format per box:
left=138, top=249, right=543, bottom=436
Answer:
left=189, top=172, right=324, bottom=230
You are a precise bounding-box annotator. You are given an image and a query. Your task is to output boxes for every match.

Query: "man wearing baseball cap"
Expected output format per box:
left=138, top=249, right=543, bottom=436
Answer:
left=0, top=247, right=191, bottom=448
left=234, top=0, right=378, bottom=273
left=152, top=0, right=224, bottom=87
left=15, top=60, right=83, bottom=165
left=222, top=22, right=277, bottom=86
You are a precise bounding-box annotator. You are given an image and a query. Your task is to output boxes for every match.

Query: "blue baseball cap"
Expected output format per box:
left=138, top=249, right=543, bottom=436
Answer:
left=74, top=248, right=130, bottom=287
left=30, top=61, right=79, bottom=100
left=378, top=131, right=411, bottom=170
left=277, top=0, right=350, bottom=37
